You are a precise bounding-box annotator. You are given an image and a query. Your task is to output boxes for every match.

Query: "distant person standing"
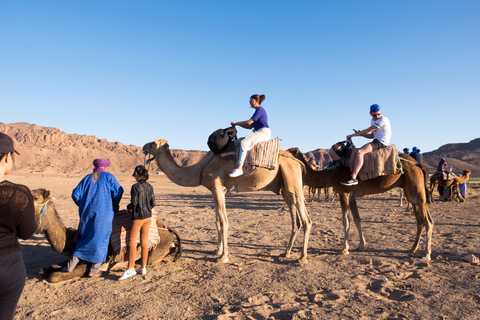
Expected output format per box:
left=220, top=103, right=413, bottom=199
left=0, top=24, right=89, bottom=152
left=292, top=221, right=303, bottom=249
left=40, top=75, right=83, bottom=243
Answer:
left=229, top=94, right=271, bottom=178
left=341, top=104, right=392, bottom=186
left=409, top=146, right=423, bottom=164
left=0, top=133, right=37, bottom=320
left=65, top=159, right=124, bottom=277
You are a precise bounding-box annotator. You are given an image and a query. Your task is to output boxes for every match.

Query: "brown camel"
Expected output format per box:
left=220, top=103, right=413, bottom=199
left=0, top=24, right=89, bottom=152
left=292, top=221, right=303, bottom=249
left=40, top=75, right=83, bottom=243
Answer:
left=429, top=170, right=471, bottom=202
left=143, top=139, right=312, bottom=263
left=287, top=148, right=434, bottom=260
left=32, top=188, right=181, bottom=282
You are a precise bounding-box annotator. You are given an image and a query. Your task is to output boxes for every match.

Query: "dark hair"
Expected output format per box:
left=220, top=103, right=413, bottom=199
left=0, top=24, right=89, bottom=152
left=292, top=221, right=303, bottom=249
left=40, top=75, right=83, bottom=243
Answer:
left=133, top=165, right=149, bottom=182
left=0, top=152, right=13, bottom=162
left=250, top=94, right=266, bottom=105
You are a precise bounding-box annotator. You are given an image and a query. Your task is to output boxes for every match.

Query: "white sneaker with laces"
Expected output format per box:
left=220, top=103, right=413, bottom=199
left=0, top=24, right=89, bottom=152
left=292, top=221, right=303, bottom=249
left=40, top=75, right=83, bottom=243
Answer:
left=137, top=267, right=146, bottom=275
left=229, top=168, right=243, bottom=178
left=118, top=269, right=136, bottom=281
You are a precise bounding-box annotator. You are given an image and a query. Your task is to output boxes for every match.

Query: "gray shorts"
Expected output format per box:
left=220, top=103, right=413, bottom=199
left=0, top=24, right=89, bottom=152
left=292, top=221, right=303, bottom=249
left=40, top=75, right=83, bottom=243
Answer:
left=370, top=139, right=387, bottom=151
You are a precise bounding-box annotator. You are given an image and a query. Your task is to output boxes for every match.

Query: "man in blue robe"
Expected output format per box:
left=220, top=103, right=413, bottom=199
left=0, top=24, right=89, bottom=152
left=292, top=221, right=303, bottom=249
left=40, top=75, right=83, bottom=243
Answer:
left=64, top=159, right=124, bottom=277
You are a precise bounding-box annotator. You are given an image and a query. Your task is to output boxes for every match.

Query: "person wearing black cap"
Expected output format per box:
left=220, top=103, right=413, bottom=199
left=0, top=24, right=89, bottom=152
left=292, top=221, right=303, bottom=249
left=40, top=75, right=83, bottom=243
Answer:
left=341, top=104, right=392, bottom=186
left=119, top=165, right=156, bottom=280
left=0, top=133, right=37, bottom=320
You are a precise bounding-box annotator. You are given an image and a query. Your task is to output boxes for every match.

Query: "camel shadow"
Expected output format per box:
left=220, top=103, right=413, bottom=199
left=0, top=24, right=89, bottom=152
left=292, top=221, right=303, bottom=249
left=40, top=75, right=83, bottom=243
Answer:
left=22, top=232, right=68, bottom=278
left=158, top=193, right=285, bottom=210
left=180, top=239, right=306, bottom=265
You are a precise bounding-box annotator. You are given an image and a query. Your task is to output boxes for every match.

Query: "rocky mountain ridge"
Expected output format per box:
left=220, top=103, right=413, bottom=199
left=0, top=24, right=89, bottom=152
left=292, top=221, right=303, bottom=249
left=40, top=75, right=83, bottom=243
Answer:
left=2, top=122, right=479, bottom=177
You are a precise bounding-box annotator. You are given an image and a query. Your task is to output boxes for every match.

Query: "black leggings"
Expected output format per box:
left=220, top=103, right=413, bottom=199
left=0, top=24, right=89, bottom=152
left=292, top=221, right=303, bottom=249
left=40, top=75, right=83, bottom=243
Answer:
left=0, top=251, right=26, bottom=320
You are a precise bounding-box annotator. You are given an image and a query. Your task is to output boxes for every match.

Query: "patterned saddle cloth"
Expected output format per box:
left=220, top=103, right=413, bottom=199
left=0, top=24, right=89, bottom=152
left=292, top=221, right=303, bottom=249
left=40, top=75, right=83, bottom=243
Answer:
left=221, top=137, right=281, bottom=171
left=110, top=209, right=160, bottom=263
left=347, top=144, right=399, bottom=181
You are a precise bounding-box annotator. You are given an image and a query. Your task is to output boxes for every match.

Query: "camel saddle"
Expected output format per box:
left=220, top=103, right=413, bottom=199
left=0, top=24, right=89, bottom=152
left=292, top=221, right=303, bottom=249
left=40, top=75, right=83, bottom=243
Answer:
left=346, top=144, right=399, bottom=181
left=110, top=209, right=161, bottom=263
left=220, top=137, right=281, bottom=171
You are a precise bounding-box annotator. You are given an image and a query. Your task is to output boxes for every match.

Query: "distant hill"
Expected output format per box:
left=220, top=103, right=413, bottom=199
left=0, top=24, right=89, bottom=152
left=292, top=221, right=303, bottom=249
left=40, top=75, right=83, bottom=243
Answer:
left=1, top=122, right=479, bottom=178
left=0, top=122, right=207, bottom=175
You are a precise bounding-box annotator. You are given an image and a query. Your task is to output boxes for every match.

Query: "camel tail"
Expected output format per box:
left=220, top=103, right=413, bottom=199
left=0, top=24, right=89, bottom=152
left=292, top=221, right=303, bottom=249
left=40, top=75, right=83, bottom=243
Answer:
left=418, top=163, right=431, bottom=204
left=168, top=227, right=183, bottom=262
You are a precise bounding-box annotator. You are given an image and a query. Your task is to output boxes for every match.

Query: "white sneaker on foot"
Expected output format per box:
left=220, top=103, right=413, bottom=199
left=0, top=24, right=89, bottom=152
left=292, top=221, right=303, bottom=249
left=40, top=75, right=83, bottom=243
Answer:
left=118, top=269, right=136, bottom=281
left=137, top=266, right=146, bottom=275
left=229, top=168, right=243, bottom=177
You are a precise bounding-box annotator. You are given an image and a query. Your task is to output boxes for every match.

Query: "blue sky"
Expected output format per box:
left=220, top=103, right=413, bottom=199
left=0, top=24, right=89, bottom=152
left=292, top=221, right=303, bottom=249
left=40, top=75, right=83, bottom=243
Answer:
left=1, top=1, right=479, bottom=153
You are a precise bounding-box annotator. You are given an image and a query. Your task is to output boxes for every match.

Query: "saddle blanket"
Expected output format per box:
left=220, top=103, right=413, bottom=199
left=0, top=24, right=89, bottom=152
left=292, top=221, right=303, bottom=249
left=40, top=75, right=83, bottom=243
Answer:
left=244, top=137, right=281, bottom=171
left=110, top=209, right=160, bottom=263
left=348, top=144, right=399, bottom=181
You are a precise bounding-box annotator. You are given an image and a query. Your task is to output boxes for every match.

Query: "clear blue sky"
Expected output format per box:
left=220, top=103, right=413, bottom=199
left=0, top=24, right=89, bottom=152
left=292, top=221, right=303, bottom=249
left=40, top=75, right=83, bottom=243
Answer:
left=1, top=1, right=479, bottom=153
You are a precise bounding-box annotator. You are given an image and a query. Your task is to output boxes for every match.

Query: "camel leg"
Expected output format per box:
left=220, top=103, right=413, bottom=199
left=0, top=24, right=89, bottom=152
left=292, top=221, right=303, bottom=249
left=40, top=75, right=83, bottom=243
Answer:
left=339, top=193, right=351, bottom=255
left=212, top=188, right=229, bottom=263
left=281, top=166, right=312, bottom=264
left=349, top=195, right=366, bottom=252
left=147, top=227, right=176, bottom=265
left=280, top=188, right=300, bottom=260
left=429, top=180, right=436, bottom=203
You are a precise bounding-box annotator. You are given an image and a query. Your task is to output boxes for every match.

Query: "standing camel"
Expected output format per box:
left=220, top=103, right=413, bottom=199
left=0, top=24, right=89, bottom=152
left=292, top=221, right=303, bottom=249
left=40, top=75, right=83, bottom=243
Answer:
left=143, top=139, right=312, bottom=263
left=429, top=170, right=471, bottom=202
left=32, top=188, right=181, bottom=282
left=288, top=148, right=434, bottom=260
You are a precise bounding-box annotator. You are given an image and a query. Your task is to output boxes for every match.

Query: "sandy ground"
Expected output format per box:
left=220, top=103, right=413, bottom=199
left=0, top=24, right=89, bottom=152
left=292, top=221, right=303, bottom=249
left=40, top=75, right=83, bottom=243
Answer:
left=9, top=172, right=480, bottom=320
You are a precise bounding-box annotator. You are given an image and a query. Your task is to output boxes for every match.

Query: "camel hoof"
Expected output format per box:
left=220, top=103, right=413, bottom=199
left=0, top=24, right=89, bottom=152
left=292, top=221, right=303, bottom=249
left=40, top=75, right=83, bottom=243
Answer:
left=356, top=246, right=367, bottom=252
left=340, top=249, right=350, bottom=255
left=298, top=257, right=308, bottom=264
left=282, top=252, right=292, bottom=259
left=217, top=256, right=229, bottom=263
left=423, top=254, right=432, bottom=261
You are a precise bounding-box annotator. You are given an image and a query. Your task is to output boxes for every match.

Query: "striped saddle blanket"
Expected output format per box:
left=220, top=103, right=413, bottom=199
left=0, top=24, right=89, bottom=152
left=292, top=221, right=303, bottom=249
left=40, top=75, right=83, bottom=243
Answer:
left=348, top=144, right=399, bottom=181
left=243, top=137, right=281, bottom=171
left=110, top=209, right=160, bottom=263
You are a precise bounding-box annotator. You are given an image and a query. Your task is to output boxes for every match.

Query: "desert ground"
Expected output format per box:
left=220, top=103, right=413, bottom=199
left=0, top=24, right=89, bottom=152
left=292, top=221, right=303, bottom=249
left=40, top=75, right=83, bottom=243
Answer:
left=9, top=171, right=480, bottom=320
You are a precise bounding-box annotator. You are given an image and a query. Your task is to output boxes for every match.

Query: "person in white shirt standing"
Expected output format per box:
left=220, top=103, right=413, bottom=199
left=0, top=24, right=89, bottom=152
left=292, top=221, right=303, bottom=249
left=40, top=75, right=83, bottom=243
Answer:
left=341, top=104, right=391, bottom=186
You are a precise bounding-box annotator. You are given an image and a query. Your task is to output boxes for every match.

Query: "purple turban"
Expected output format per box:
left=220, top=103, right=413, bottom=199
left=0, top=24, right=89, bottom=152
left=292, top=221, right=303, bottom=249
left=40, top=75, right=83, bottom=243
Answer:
left=93, top=159, right=111, bottom=173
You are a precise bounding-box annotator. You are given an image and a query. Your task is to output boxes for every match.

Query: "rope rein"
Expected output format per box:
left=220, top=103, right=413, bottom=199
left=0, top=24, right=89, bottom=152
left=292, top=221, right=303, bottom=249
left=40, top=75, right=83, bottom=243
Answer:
left=34, top=200, right=50, bottom=216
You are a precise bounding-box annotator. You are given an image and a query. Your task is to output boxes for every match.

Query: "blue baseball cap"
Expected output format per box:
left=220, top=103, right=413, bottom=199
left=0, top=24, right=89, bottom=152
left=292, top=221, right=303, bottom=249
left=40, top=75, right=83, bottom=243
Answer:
left=370, top=104, right=380, bottom=113
left=412, top=146, right=418, bottom=152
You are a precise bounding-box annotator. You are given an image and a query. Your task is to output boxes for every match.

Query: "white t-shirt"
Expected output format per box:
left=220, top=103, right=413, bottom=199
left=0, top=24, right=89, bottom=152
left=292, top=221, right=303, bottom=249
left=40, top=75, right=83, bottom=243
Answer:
left=371, top=115, right=391, bottom=145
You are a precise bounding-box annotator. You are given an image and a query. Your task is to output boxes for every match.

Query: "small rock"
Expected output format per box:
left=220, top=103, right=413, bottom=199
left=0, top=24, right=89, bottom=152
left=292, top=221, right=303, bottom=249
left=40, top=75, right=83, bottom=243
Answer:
left=450, top=246, right=461, bottom=256
left=463, top=254, right=480, bottom=265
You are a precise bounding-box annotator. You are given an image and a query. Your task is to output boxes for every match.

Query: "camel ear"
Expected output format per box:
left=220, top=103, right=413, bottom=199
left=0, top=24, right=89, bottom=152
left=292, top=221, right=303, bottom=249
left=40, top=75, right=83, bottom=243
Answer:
left=43, top=189, right=51, bottom=200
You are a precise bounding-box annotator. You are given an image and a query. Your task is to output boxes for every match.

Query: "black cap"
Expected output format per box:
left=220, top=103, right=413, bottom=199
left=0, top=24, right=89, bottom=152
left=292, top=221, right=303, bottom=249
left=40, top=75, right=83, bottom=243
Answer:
left=133, top=165, right=146, bottom=176
left=0, top=133, right=20, bottom=155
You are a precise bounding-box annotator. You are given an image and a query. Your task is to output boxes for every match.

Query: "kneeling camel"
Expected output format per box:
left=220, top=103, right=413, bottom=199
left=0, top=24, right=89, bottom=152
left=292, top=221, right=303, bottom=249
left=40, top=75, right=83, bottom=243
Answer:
left=32, top=188, right=181, bottom=282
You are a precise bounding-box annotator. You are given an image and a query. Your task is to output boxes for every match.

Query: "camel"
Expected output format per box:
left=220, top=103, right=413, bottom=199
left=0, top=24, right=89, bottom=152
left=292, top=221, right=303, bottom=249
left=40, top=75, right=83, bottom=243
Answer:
left=32, top=188, right=182, bottom=282
left=143, top=139, right=312, bottom=263
left=429, top=170, right=471, bottom=202
left=308, top=186, right=333, bottom=202
left=287, top=148, right=434, bottom=260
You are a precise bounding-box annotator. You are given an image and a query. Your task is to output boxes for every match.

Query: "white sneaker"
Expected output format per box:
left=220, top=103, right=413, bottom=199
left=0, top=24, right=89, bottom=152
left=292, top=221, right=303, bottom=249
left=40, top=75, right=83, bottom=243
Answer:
left=229, top=168, right=243, bottom=177
left=118, top=269, right=136, bottom=281
left=137, top=266, right=146, bottom=275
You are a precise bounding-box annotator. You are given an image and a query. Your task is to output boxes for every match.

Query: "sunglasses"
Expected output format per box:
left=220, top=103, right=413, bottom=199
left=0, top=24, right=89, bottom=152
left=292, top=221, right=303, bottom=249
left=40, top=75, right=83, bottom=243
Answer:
left=372, top=113, right=381, bottom=117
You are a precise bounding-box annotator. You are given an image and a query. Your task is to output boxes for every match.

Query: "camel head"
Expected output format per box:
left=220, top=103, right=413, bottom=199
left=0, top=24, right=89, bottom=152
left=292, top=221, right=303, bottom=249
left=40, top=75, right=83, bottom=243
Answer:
left=143, top=139, right=169, bottom=157
left=31, top=188, right=54, bottom=231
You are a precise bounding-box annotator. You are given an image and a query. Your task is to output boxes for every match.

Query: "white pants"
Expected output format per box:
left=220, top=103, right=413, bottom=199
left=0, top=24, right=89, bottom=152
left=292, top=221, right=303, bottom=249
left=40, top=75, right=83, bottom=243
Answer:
left=238, top=127, right=272, bottom=166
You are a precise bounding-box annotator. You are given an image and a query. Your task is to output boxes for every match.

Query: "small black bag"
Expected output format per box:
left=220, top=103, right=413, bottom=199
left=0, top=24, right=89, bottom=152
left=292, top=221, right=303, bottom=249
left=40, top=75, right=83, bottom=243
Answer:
left=207, top=126, right=238, bottom=154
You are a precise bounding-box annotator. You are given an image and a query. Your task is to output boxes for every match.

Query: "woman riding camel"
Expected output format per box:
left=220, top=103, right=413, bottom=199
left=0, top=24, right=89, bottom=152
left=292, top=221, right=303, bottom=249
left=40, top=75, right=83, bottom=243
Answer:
left=229, top=94, right=271, bottom=178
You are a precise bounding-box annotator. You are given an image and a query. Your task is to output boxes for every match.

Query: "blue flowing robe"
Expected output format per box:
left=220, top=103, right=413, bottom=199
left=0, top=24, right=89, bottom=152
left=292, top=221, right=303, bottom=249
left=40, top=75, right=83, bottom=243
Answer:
left=71, top=172, right=124, bottom=263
